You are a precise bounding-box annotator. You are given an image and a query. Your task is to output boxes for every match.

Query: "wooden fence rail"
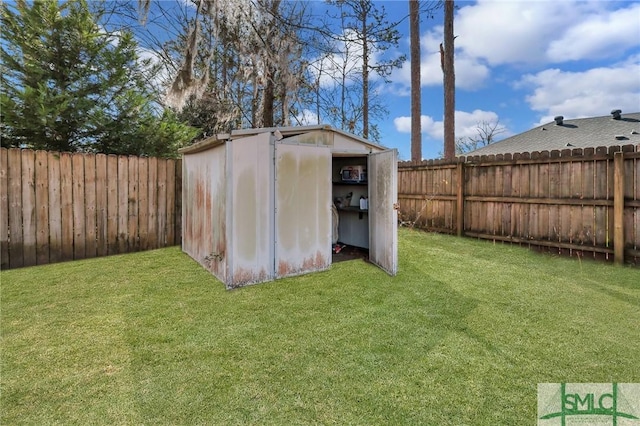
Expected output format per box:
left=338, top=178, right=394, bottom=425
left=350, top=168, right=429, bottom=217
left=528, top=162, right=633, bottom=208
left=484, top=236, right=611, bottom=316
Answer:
left=1, top=148, right=182, bottom=269
left=398, top=144, right=640, bottom=265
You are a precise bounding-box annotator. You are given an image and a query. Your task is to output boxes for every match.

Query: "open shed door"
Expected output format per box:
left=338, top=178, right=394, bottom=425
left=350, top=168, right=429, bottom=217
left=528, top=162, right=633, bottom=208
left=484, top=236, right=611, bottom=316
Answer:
left=275, top=142, right=332, bottom=278
left=368, top=149, right=398, bottom=275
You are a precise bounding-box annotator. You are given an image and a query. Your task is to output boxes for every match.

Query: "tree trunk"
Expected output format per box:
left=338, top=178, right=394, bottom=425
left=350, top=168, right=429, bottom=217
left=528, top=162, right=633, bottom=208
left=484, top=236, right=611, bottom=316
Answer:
left=263, top=68, right=274, bottom=128
left=361, top=4, right=369, bottom=139
left=443, top=0, right=455, bottom=160
left=409, top=0, right=421, bottom=161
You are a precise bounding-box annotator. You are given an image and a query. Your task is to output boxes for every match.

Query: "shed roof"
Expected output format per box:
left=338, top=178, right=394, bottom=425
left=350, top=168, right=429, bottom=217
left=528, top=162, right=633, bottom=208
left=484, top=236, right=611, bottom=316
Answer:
left=467, top=111, right=640, bottom=156
left=179, top=124, right=387, bottom=155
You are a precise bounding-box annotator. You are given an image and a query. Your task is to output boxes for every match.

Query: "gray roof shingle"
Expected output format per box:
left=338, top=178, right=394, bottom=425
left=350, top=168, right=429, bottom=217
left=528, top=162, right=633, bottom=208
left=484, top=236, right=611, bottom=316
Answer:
left=467, top=111, right=640, bottom=156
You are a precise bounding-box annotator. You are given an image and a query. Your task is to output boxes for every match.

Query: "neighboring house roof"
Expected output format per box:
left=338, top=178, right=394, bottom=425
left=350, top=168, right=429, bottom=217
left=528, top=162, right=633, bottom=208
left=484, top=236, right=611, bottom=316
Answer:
left=467, top=111, right=640, bottom=156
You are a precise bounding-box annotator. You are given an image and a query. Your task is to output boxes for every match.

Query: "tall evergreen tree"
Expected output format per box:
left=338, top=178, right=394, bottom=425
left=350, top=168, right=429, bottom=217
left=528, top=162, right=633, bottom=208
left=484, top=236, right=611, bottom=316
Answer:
left=1, top=0, right=196, bottom=156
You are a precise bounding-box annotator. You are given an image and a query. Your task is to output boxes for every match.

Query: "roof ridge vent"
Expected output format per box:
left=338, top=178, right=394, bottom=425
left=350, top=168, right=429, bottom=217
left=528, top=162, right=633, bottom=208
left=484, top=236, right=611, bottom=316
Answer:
left=611, top=109, right=622, bottom=120
left=554, top=116, right=564, bottom=125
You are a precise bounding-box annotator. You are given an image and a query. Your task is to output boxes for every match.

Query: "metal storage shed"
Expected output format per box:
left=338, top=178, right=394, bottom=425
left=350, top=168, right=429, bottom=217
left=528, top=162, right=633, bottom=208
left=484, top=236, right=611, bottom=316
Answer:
left=179, top=125, right=397, bottom=289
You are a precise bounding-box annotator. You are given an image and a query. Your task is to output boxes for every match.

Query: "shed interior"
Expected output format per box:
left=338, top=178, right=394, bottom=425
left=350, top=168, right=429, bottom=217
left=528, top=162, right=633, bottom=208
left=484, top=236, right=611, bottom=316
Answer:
left=331, top=155, right=370, bottom=251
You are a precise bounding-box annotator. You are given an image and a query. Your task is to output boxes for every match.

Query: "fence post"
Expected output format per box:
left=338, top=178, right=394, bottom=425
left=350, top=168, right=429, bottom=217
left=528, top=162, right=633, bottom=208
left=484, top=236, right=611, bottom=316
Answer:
left=613, top=151, right=625, bottom=265
left=456, top=162, right=464, bottom=237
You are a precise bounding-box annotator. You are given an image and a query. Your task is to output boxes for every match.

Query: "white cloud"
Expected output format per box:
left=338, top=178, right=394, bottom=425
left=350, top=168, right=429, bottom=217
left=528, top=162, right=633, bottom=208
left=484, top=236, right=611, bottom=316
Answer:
left=455, top=0, right=586, bottom=65
left=394, top=109, right=505, bottom=140
left=519, top=59, right=640, bottom=124
left=547, top=3, right=640, bottom=62
left=455, top=0, right=639, bottom=66
left=394, top=115, right=436, bottom=134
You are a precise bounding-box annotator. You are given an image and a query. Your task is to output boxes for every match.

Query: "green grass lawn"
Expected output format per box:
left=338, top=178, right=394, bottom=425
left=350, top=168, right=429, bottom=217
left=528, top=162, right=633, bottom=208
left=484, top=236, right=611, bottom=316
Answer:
left=2, top=228, right=639, bottom=425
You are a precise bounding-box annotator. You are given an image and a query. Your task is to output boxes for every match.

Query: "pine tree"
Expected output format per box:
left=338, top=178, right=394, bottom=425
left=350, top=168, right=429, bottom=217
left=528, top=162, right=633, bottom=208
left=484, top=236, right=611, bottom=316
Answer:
left=1, top=0, right=196, bottom=156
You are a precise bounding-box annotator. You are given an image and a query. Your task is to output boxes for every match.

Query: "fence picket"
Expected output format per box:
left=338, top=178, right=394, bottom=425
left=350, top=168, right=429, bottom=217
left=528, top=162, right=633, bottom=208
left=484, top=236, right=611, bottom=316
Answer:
left=35, top=151, right=50, bottom=265
left=175, top=159, right=183, bottom=243
left=1, top=149, right=9, bottom=268
left=157, top=159, right=167, bottom=247
left=48, top=152, right=62, bottom=263
left=147, top=157, right=158, bottom=249
left=84, top=153, right=97, bottom=258
left=21, top=150, right=37, bottom=266
left=95, top=154, right=108, bottom=257
left=72, top=153, right=86, bottom=260
left=59, top=153, right=74, bottom=261
left=106, top=155, right=118, bottom=255
left=8, top=149, right=23, bottom=268
left=117, top=156, right=128, bottom=253
left=128, top=156, right=139, bottom=251
left=166, top=159, right=176, bottom=246
left=138, top=157, right=149, bottom=250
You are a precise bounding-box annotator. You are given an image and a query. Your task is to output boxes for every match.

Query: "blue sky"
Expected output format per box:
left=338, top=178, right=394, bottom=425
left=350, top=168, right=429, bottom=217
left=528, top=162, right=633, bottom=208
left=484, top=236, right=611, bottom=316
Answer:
left=371, top=0, right=640, bottom=160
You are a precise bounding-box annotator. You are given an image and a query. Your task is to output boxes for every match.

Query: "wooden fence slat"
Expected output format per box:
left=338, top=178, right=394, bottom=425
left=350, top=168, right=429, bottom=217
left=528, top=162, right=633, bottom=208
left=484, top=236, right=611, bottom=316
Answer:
left=60, top=152, right=74, bottom=261
left=570, top=158, right=584, bottom=248
left=594, top=149, right=609, bottom=253
left=558, top=159, right=572, bottom=250
left=35, top=151, right=50, bottom=265
left=175, top=159, right=182, bottom=244
left=138, top=157, right=149, bottom=250
left=548, top=155, right=560, bottom=244
left=21, top=150, right=37, bottom=266
left=613, top=152, right=625, bottom=264
left=1, top=149, right=9, bottom=269
left=519, top=157, right=531, bottom=240
left=117, top=156, right=128, bottom=253
left=95, top=154, right=108, bottom=257
left=538, top=159, right=550, bottom=243
left=127, top=156, right=139, bottom=251
left=106, top=155, right=118, bottom=255
left=48, top=152, right=62, bottom=263
left=582, top=157, right=596, bottom=252
left=501, top=162, right=512, bottom=236
left=456, top=163, right=464, bottom=236
left=8, top=149, right=23, bottom=268
left=166, top=159, right=176, bottom=246
left=493, top=164, right=503, bottom=236
left=147, top=157, right=158, bottom=249
left=157, top=159, right=168, bottom=247
left=634, top=151, right=640, bottom=262
left=72, top=153, right=86, bottom=260
left=84, top=153, right=97, bottom=259
left=510, top=163, right=521, bottom=237
left=529, top=158, right=540, bottom=241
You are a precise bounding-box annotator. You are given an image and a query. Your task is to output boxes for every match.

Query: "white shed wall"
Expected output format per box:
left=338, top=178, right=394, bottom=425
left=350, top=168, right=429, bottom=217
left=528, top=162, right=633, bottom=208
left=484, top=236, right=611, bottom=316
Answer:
left=227, top=133, right=274, bottom=287
left=182, top=146, right=227, bottom=282
left=275, top=143, right=332, bottom=277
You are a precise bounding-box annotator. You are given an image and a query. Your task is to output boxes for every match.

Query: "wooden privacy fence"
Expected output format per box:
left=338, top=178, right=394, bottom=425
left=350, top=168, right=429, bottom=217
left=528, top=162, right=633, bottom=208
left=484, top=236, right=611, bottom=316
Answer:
left=1, top=148, right=182, bottom=270
left=398, top=144, right=640, bottom=265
